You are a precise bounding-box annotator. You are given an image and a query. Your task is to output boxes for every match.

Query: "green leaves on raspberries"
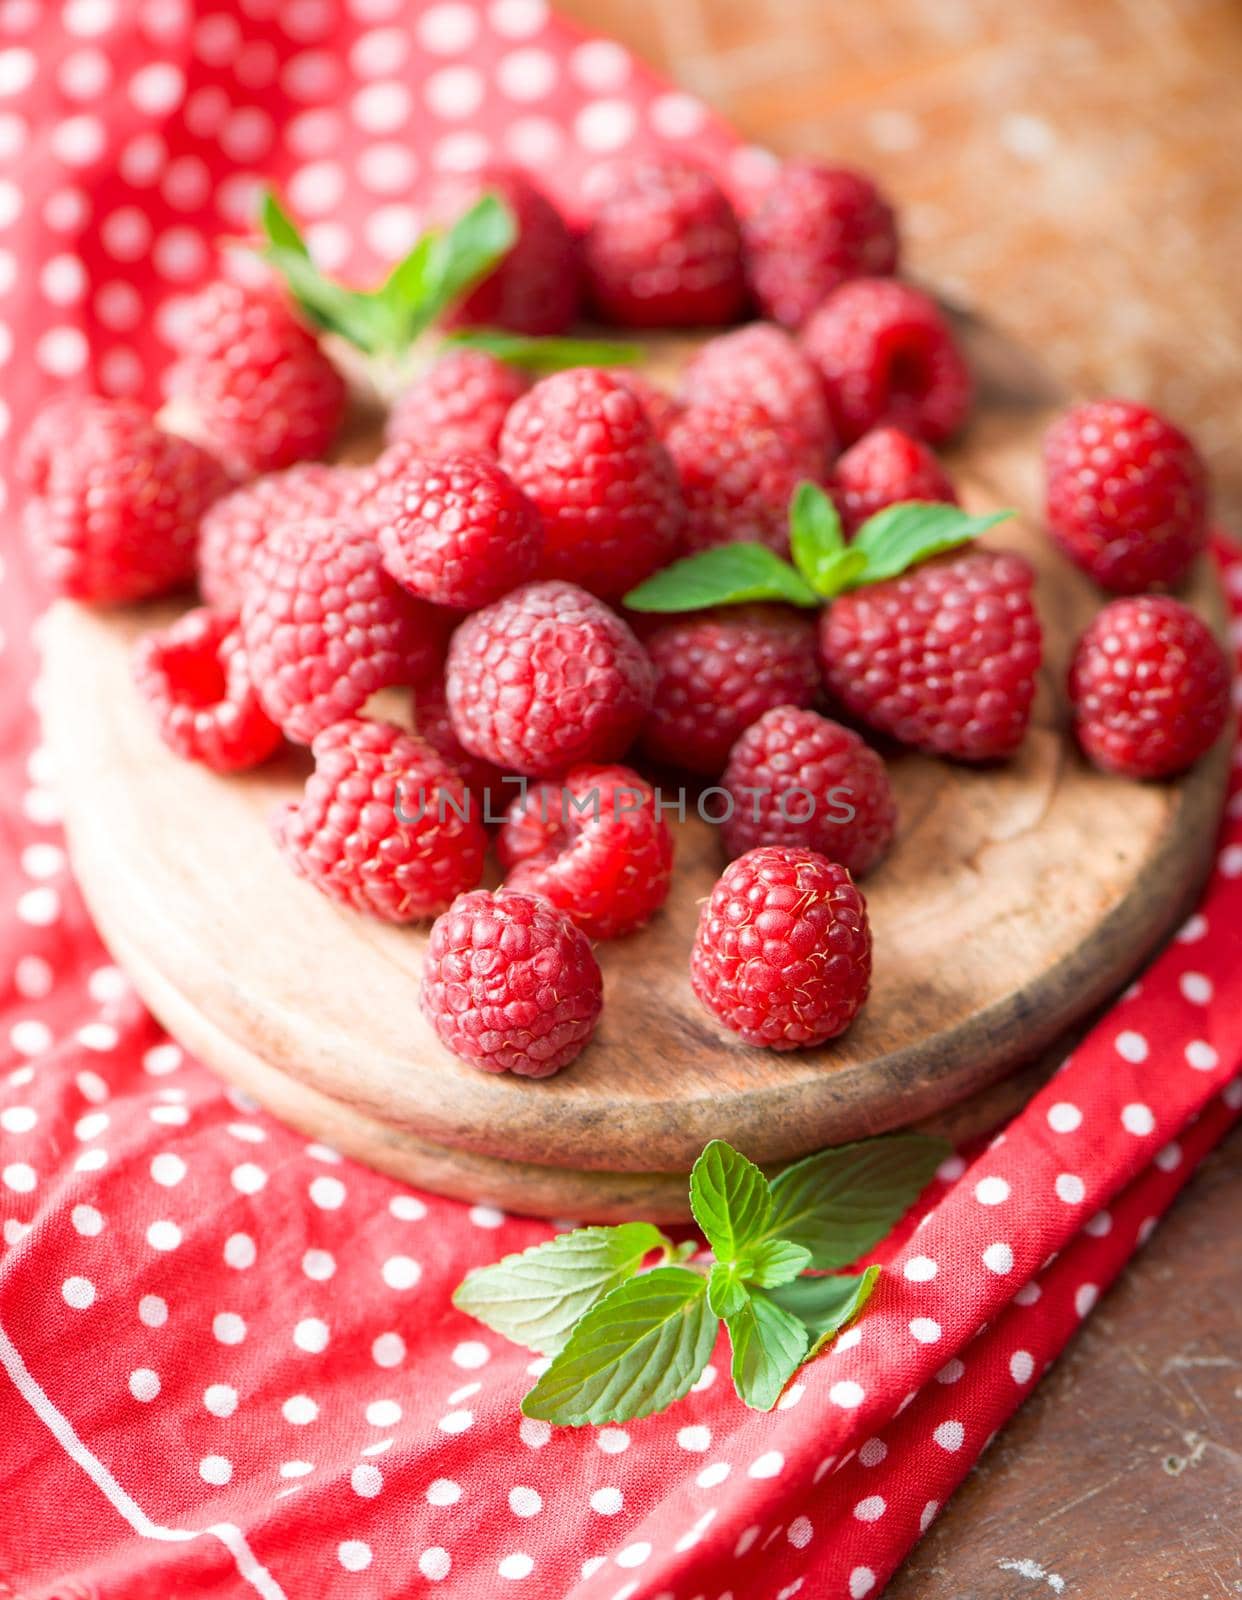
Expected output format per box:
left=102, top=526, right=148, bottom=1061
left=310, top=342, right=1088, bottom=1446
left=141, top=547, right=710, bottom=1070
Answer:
left=454, top=1131, right=950, bottom=1426
left=443, top=327, right=643, bottom=373
left=623, top=482, right=1016, bottom=612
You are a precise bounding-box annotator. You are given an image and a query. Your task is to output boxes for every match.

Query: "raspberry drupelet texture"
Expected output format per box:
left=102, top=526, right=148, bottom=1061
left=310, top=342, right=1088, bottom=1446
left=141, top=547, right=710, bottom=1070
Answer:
left=421, top=889, right=603, bottom=1077
left=582, top=158, right=747, bottom=327
left=679, top=323, right=836, bottom=458
left=606, top=369, right=682, bottom=437
left=1043, top=400, right=1208, bottom=593
left=20, top=396, right=230, bottom=605
left=498, top=764, right=675, bottom=939
left=819, top=548, right=1042, bottom=762
left=241, top=517, right=448, bottom=744
left=372, top=452, right=543, bottom=611
left=638, top=605, right=821, bottom=776
left=1068, top=596, right=1230, bottom=779
left=832, top=425, right=958, bottom=536
left=412, top=676, right=508, bottom=811
left=742, top=161, right=900, bottom=330
left=721, top=707, right=896, bottom=877
left=273, top=718, right=487, bottom=922
left=801, top=278, right=972, bottom=447
left=499, top=369, right=685, bottom=600
left=167, top=281, right=347, bottom=474
left=385, top=349, right=530, bottom=458
left=445, top=580, right=654, bottom=777
left=691, top=845, right=872, bottom=1049
left=132, top=606, right=282, bottom=773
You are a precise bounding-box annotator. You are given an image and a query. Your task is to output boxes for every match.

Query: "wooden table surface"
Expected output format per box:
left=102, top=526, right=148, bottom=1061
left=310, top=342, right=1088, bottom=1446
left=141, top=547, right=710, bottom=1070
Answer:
left=556, top=3, right=1242, bottom=1593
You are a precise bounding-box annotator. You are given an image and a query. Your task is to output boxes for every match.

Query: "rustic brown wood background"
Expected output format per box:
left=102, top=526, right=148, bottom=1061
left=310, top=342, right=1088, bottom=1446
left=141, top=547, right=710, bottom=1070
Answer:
left=556, top=2, right=1242, bottom=1594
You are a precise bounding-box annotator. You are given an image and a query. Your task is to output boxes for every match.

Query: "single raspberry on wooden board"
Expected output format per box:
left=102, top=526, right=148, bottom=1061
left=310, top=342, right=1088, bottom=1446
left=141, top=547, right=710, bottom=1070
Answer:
left=385, top=349, right=531, bottom=459
left=679, top=323, right=836, bottom=458
left=832, top=425, right=958, bottom=536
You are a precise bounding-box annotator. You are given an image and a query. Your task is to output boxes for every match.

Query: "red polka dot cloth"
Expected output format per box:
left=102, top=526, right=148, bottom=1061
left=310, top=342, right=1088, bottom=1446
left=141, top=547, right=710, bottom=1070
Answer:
left=1, top=3, right=1241, bottom=1597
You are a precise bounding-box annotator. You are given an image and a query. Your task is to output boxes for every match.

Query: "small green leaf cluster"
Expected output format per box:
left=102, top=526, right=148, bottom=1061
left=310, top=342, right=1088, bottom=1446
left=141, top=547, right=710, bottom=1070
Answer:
left=452, top=1132, right=948, bottom=1426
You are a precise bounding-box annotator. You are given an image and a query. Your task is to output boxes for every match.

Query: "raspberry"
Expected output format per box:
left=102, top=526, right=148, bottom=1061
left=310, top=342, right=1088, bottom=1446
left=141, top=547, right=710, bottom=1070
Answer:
left=197, top=462, right=360, bottom=612
left=497, top=764, right=674, bottom=939
left=1043, top=400, right=1209, bottom=593
left=742, top=161, right=899, bottom=329
left=801, top=279, right=972, bottom=447
left=167, top=281, right=347, bottom=474
left=427, top=166, right=579, bottom=335
left=421, top=889, right=603, bottom=1077
left=385, top=349, right=530, bottom=458
left=582, top=158, right=747, bottom=327
left=241, top=517, right=447, bottom=744
left=679, top=323, right=835, bottom=458
left=638, top=605, right=820, bottom=776
left=273, top=718, right=486, bottom=921
left=372, top=453, right=543, bottom=611
left=666, top=400, right=826, bottom=557
left=819, top=549, right=1042, bottom=761
left=412, top=676, right=508, bottom=809
left=720, top=707, right=896, bottom=877
left=499, top=369, right=685, bottom=600
left=132, top=606, right=282, bottom=772
left=690, top=846, right=871, bottom=1049
left=1068, top=596, right=1230, bottom=779
left=833, top=425, right=958, bottom=536
left=607, top=369, right=682, bottom=436
left=20, top=397, right=229, bottom=604
left=446, top=580, right=654, bottom=777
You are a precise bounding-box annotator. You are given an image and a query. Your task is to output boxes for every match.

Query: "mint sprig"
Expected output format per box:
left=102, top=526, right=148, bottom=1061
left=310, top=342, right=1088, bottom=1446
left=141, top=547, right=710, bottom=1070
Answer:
left=452, top=1130, right=949, bottom=1425
left=443, top=328, right=643, bottom=373
left=624, top=483, right=1015, bottom=613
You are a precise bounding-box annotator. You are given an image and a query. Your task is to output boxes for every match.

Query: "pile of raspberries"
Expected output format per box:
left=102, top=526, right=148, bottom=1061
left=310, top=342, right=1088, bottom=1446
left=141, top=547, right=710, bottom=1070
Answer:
left=20, top=157, right=1231, bottom=1078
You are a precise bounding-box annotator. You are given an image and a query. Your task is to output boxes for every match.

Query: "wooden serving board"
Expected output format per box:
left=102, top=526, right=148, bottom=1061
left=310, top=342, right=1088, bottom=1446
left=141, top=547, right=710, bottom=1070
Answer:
left=38, top=317, right=1232, bottom=1221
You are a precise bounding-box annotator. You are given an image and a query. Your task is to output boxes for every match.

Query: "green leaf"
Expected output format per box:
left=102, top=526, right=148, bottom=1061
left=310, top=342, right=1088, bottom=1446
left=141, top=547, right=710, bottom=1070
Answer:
left=259, top=188, right=310, bottom=258
left=763, top=1133, right=950, bottom=1272
left=452, top=1222, right=668, bottom=1356
left=767, top=1265, right=881, bottom=1357
left=725, top=1290, right=810, bottom=1411
left=851, top=503, right=1015, bottom=585
left=390, top=193, right=517, bottom=346
left=690, top=1140, right=773, bottom=1263
left=444, top=328, right=643, bottom=372
left=747, top=1238, right=813, bottom=1289
left=623, top=544, right=819, bottom=613
left=707, top=1260, right=751, bottom=1319
left=521, top=1266, right=716, bottom=1425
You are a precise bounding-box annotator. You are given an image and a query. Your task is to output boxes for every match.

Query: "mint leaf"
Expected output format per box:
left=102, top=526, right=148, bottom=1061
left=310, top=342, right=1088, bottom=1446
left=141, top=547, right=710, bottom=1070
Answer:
left=851, top=503, right=1014, bottom=584
left=445, top=328, right=643, bottom=372
left=707, top=1260, right=751, bottom=1318
left=768, top=1265, right=881, bottom=1357
left=521, top=1266, right=716, bottom=1425
left=623, top=544, right=819, bottom=612
left=453, top=1222, right=668, bottom=1356
left=725, top=1290, right=809, bottom=1411
left=400, top=193, right=516, bottom=344
left=788, top=480, right=870, bottom=598
left=747, top=1238, right=812, bottom=1288
left=260, top=188, right=310, bottom=258
left=763, top=1133, right=949, bottom=1271
left=690, top=1140, right=772, bottom=1263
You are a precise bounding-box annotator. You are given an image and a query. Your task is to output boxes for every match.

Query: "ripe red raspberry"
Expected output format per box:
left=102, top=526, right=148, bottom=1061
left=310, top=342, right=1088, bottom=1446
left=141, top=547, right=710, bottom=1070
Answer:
left=20, top=396, right=229, bottom=605
left=607, top=369, right=682, bottom=437
left=691, top=846, right=872, bottom=1049
left=801, top=279, right=972, bottom=447
left=720, top=707, right=896, bottom=877
left=742, top=161, right=899, bottom=329
left=497, top=764, right=674, bottom=939
left=582, top=157, right=748, bottom=327
left=666, top=401, right=826, bottom=557
left=412, top=676, right=508, bottom=810
left=819, top=549, right=1042, bottom=761
left=371, top=453, right=542, bottom=611
left=499, top=369, right=684, bottom=600
left=385, top=349, right=530, bottom=458
left=638, top=605, right=820, bottom=776
left=273, top=718, right=486, bottom=921
left=132, top=606, right=282, bottom=772
left=241, top=518, right=447, bottom=744
left=427, top=166, right=579, bottom=335
left=421, top=889, right=603, bottom=1077
left=1068, top=596, right=1230, bottom=779
left=197, top=462, right=360, bottom=612
left=446, top=580, right=654, bottom=777
left=679, top=323, right=836, bottom=458
left=1043, top=400, right=1208, bottom=593
left=833, top=425, right=958, bottom=536
left=167, top=281, right=347, bottom=474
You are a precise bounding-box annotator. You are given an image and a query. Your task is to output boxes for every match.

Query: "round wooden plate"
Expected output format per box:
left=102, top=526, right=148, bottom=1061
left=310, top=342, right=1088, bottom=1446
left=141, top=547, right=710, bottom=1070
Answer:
left=37, top=317, right=1232, bottom=1221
